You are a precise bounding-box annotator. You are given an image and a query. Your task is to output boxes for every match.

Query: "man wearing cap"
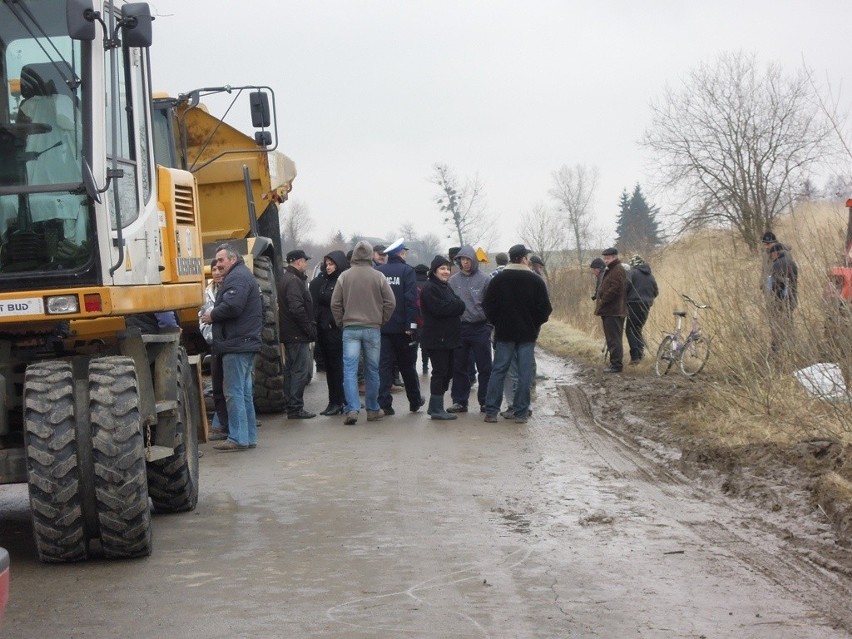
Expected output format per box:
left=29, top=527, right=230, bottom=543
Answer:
left=596, top=247, right=628, bottom=373
left=372, top=244, right=387, bottom=266
left=331, top=240, right=396, bottom=424
left=278, top=249, right=318, bottom=419
left=529, top=254, right=548, bottom=287
left=491, top=252, right=508, bottom=278
left=589, top=257, right=605, bottom=300
left=375, top=238, right=425, bottom=414
left=447, top=244, right=493, bottom=413
left=482, top=244, right=552, bottom=423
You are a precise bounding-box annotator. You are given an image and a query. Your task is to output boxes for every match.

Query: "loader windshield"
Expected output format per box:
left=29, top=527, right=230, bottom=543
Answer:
left=0, top=0, right=91, bottom=274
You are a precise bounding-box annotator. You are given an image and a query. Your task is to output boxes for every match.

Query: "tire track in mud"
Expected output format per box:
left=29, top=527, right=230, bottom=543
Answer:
left=561, top=382, right=852, bottom=634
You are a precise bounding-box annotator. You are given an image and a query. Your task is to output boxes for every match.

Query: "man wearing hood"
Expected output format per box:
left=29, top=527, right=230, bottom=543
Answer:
left=447, top=244, right=493, bottom=413
left=310, top=250, right=350, bottom=415
left=331, top=241, right=396, bottom=425
left=375, top=238, right=425, bottom=415
left=626, top=254, right=659, bottom=364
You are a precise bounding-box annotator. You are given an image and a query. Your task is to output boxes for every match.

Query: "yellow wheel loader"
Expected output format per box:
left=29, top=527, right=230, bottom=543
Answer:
left=0, top=0, right=206, bottom=561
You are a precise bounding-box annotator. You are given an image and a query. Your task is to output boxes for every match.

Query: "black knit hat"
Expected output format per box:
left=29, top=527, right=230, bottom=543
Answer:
left=589, top=258, right=605, bottom=269
left=761, top=231, right=777, bottom=244
left=430, top=255, right=451, bottom=273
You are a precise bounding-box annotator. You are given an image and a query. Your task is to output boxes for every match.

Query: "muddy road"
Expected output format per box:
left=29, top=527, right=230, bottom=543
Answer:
left=1, top=352, right=850, bottom=638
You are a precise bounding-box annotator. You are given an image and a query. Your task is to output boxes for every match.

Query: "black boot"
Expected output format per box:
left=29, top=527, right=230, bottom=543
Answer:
left=428, top=395, right=457, bottom=421
left=321, top=403, right=344, bottom=416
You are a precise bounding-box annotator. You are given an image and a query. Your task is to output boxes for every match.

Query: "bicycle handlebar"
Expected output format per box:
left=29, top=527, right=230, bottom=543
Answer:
left=681, top=294, right=710, bottom=309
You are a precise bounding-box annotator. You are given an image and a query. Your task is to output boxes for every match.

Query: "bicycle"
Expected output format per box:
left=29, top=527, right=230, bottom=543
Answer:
left=654, top=294, right=711, bottom=377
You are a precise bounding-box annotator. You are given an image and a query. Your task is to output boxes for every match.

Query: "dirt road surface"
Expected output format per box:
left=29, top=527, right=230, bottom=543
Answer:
left=1, top=352, right=850, bottom=638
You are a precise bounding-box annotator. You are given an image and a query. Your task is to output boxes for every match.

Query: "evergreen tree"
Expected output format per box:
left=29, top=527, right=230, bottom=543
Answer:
left=615, top=184, right=662, bottom=255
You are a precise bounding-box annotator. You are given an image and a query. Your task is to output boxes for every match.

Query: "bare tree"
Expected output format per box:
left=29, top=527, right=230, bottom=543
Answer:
left=280, top=199, right=315, bottom=253
left=517, top=202, right=567, bottom=266
left=430, top=163, right=488, bottom=246
left=549, top=164, right=598, bottom=269
left=642, top=51, right=836, bottom=249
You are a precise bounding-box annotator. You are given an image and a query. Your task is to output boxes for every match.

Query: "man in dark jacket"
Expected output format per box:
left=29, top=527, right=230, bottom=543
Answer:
left=595, top=247, right=628, bottom=373
left=414, top=263, right=430, bottom=374
left=482, top=244, right=552, bottom=423
left=201, top=243, right=262, bottom=451
left=626, top=254, right=659, bottom=364
left=278, top=249, right=317, bottom=419
left=768, top=242, right=799, bottom=354
left=375, top=238, right=424, bottom=415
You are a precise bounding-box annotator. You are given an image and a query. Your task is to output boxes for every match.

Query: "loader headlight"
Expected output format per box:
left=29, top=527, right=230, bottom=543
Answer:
left=46, top=296, right=80, bottom=314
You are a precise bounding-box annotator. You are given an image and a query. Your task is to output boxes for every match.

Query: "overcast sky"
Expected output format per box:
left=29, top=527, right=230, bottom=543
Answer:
left=149, top=1, right=852, bottom=250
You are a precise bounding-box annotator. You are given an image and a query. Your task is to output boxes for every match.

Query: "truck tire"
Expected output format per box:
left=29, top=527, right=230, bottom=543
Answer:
left=89, top=357, right=152, bottom=559
left=147, top=348, right=199, bottom=513
left=24, top=361, right=88, bottom=563
left=253, top=255, right=287, bottom=413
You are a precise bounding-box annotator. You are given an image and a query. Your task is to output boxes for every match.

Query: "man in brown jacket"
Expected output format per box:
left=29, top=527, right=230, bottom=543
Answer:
left=331, top=240, right=396, bottom=424
left=595, top=247, right=628, bottom=373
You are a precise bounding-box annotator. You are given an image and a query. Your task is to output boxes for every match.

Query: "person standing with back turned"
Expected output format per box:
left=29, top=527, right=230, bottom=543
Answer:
left=482, top=244, right=552, bottom=424
left=331, top=240, right=396, bottom=425
left=375, top=238, right=424, bottom=415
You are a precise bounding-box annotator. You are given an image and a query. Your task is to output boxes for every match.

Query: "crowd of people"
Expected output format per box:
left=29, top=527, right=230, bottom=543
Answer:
left=197, top=229, right=799, bottom=450
left=198, top=239, right=556, bottom=451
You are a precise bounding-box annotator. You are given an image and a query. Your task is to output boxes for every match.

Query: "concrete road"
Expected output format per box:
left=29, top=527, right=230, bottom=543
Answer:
left=0, top=352, right=849, bottom=638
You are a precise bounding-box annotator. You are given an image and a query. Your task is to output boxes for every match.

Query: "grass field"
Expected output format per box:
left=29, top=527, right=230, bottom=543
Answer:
left=544, top=199, right=852, bottom=447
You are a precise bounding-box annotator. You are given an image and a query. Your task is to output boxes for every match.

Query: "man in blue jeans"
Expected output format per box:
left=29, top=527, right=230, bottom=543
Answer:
left=331, top=240, right=396, bottom=425
left=201, top=243, right=262, bottom=451
left=482, top=244, right=552, bottom=424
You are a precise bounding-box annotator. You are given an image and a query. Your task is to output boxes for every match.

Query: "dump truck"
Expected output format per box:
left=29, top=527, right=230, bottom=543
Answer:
left=151, top=89, right=296, bottom=412
left=0, top=0, right=210, bottom=561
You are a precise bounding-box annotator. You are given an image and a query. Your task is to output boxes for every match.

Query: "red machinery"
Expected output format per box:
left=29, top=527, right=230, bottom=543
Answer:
left=828, top=199, right=852, bottom=301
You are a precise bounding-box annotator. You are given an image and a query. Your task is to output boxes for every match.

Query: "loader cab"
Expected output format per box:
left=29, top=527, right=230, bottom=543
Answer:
left=0, top=0, right=160, bottom=299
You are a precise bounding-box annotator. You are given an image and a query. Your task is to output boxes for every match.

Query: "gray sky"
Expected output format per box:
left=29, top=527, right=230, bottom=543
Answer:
left=150, top=1, right=852, bottom=250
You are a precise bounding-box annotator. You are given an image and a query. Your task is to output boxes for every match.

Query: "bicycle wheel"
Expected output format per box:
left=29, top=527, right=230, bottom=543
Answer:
left=680, top=333, right=710, bottom=376
left=654, top=335, right=676, bottom=376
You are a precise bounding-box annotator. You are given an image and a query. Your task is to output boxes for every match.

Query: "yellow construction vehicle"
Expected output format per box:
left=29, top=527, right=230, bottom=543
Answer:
left=151, top=88, right=296, bottom=412
left=0, top=1, right=210, bottom=561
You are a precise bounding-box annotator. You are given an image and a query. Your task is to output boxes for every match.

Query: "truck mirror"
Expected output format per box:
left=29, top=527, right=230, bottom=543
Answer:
left=66, top=0, right=96, bottom=41
left=121, top=3, right=153, bottom=48
left=250, top=91, right=270, bottom=128
left=254, top=131, right=272, bottom=147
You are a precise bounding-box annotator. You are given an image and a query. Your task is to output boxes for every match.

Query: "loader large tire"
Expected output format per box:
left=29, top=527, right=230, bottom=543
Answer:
left=24, top=361, right=88, bottom=563
left=253, top=255, right=287, bottom=413
left=89, top=357, right=152, bottom=559
left=147, top=348, right=199, bottom=513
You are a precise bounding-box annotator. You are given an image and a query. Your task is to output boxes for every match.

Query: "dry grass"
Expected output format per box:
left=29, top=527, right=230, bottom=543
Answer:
left=547, top=200, right=852, bottom=446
